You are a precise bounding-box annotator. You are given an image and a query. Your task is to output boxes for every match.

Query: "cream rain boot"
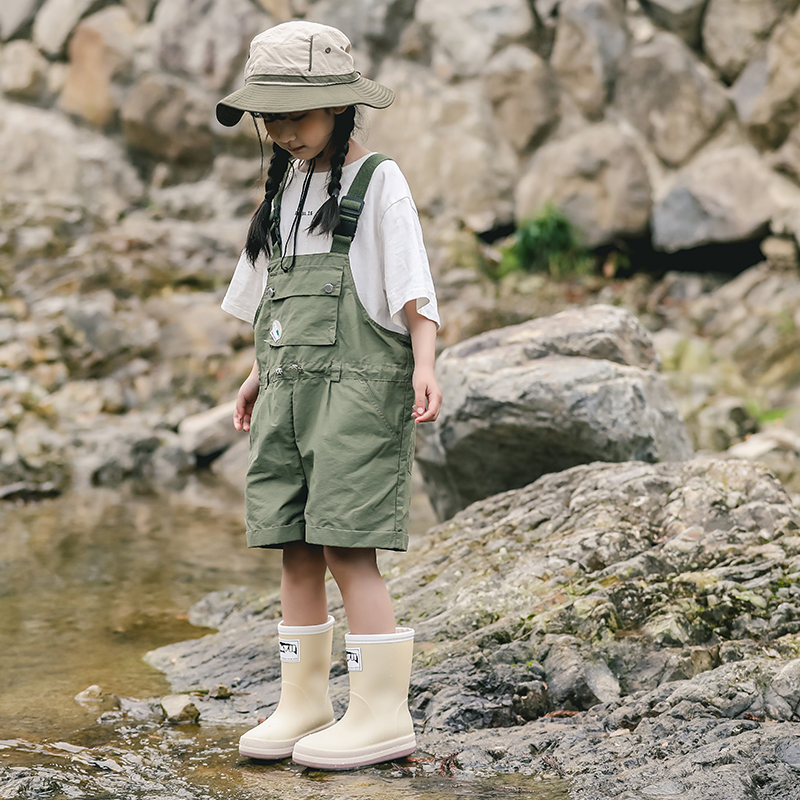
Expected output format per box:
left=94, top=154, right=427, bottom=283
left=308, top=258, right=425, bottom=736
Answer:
left=291, top=627, right=415, bottom=769
left=238, top=615, right=336, bottom=760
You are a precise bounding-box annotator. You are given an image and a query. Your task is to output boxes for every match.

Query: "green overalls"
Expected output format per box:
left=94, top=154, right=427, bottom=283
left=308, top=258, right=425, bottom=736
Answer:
left=246, top=154, right=416, bottom=552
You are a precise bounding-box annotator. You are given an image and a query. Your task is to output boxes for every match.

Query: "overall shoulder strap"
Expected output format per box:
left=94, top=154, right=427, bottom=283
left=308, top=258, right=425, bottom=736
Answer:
left=330, top=154, right=392, bottom=255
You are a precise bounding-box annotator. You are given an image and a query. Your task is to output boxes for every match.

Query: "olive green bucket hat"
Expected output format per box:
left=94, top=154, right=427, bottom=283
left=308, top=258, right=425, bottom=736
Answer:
left=216, top=20, right=394, bottom=126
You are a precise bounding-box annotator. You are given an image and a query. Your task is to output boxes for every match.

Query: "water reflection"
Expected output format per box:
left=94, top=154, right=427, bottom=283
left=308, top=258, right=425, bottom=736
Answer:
left=0, top=479, right=280, bottom=740
left=0, top=480, right=567, bottom=799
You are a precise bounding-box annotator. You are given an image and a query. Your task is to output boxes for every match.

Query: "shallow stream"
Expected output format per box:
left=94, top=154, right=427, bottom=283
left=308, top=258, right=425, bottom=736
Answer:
left=0, top=477, right=569, bottom=799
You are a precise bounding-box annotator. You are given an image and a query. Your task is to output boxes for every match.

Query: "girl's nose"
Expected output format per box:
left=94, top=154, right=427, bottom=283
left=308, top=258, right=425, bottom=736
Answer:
left=269, top=120, right=294, bottom=145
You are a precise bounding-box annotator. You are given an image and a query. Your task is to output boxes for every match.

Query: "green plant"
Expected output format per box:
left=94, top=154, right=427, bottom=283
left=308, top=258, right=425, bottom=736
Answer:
left=500, top=202, right=595, bottom=279
left=744, top=399, right=789, bottom=425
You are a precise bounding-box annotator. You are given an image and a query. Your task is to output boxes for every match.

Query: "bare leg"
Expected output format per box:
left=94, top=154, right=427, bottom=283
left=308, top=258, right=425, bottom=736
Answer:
left=323, top=546, right=395, bottom=634
left=281, top=541, right=328, bottom=626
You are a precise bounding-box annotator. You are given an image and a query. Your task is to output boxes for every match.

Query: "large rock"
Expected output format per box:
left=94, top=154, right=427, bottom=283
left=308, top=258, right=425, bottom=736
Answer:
left=151, top=0, right=269, bottom=92
left=58, top=6, right=137, bottom=128
left=120, top=75, right=215, bottom=164
left=702, top=0, right=800, bottom=84
left=730, top=53, right=770, bottom=124
left=307, top=0, right=416, bottom=54
left=615, top=32, right=731, bottom=167
left=651, top=145, right=793, bottom=252
left=414, top=0, right=536, bottom=80
left=0, top=99, right=144, bottom=221
left=639, top=0, right=708, bottom=48
left=0, top=0, right=44, bottom=41
left=369, top=58, right=518, bottom=231
left=482, top=45, right=559, bottom=153
left=727, top=427, right=800, bottom=492
left=68, top=418, right=192, bottom=489
left=32, top=0, right=97, bottom=57
left=748, top=8, right=800, bottom=149
left=550, top=0, right=628, bottom=119
left=416, top=305, right=692, bottom=520
left=147, top=455, right=800, bottom=800
left=515, top=122, right=652, bottom=247
left=0, top=40, right=48, bottom=99
left=37, top=291, right=160, bottom=377
left=178, top=400, right=238, bottom=461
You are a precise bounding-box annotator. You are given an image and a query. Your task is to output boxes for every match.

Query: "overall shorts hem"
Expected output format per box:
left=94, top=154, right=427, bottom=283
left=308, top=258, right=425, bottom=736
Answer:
left=246, top=522, right=305, bottom=549
left=305, top=525, right=409, bottom=552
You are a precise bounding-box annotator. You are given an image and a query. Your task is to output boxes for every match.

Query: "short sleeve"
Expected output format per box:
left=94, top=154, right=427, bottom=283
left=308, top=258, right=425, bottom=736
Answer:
left=380, top=195, right=440, bottom=330
left=221, top=249, right=269, bottom=325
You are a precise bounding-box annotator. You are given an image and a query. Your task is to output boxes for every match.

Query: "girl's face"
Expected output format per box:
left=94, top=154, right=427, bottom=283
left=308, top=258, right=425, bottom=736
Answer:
left=261, top=107, right=345, bottom=164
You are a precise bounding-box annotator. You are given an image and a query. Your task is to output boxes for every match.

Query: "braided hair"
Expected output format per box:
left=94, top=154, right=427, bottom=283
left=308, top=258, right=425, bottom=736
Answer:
left=244, top=106, right=357, bottom=264
left=308, top=105, right=357, bottom=236
left=245, top=114, right=291, bottom=266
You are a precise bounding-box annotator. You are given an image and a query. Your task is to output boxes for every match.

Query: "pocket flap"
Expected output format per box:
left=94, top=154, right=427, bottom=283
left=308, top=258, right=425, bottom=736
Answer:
left=269, top=264, right=343, bottom=300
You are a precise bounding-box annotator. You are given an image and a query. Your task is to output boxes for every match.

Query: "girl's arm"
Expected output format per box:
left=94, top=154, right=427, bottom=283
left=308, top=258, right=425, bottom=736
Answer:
left=234, top=358, right=260, bottom=432
left=405, top=300, right=442, bottom=423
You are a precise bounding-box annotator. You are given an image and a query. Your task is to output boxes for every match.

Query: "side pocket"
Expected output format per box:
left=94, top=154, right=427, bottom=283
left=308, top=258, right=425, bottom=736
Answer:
left=362, top=380, right=405, bottom=442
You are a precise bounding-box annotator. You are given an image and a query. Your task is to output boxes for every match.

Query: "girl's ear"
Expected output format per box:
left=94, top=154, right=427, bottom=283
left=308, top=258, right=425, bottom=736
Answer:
left=331, top=106, right=348, bottom=115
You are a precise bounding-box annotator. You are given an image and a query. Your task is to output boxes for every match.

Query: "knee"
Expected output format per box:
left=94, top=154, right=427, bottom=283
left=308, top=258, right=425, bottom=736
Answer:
left=282, top=543, right=326, bottom=583
left=323, top=547, right=379, bottom=585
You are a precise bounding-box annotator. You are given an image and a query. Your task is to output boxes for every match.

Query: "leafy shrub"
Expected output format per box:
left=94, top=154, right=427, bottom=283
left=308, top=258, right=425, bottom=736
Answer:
left=500, top=202, right=595, bottom=279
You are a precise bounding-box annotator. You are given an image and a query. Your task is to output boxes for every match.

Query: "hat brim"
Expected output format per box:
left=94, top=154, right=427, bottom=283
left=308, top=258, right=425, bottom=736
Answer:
left=215, top=76, right=394, bottom=126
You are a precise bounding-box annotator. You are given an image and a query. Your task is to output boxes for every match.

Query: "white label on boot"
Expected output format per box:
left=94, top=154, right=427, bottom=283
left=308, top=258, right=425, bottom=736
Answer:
left=346, top=647, right=362, bottom=671
left=279, top=639, right=300, bottom=662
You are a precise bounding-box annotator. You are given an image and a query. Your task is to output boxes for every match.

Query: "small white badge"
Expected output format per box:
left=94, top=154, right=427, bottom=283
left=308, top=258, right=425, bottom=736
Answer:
left=279, top=639, right=300, bottom=662
left=269, top=320, right=282, bottom=342
left=346, top=647, right=363, bottom=672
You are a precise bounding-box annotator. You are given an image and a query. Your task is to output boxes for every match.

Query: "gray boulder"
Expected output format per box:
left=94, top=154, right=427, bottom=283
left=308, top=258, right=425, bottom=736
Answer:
left=151, top=0, right=269, bottom=92
left=416, top=305, right=692, bottom=520
left=369, top=58, right=518, bottom=231
left=652, top=145, right=790, bottom=252
left=482, top=45, right=559, bottom=153
left=0, top=99, right=144, bottom=222
left=550, top=0, right=628, bottom=119
left=0, top=0, right=43, bottom=41
left=0, top=41, right=48, bottom=99
left=615, top=32, right=731, bottom=167
left=414, top=0, right=537, bottom=80
left=32, top=0, right=96, bottom=57
left=515, top=122, right=652, bottom=247
left=120, top=74, right=215, bottom=164
left=178, top=400, right=238, bottom=462
left=702, top=0, right=799, bottom=84
left=747, top=6, right=800, bottom=148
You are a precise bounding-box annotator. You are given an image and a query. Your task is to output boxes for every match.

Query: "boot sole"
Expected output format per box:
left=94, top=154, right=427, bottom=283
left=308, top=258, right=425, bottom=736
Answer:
left=239, top=720, right=336, bottom=761
left=292, top=733, right=416, bottom=770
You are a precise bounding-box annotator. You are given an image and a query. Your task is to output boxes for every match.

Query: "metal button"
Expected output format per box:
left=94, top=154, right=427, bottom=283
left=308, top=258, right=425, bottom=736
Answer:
left=275, top=367, right=283, bottom=377
left=267, top=287, right=275, bottom=298
left=324, top=283, right=334, bottom=294
left=290, top=364, right=303, bottom=373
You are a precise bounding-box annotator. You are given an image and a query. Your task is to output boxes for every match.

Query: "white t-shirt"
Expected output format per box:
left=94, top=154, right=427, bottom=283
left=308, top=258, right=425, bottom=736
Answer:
left=221, top=153, right=440, bottom=334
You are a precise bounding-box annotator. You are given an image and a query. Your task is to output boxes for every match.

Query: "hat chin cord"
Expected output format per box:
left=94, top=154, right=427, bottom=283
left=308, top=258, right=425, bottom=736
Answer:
left=281, top=156, right=317, bottom=273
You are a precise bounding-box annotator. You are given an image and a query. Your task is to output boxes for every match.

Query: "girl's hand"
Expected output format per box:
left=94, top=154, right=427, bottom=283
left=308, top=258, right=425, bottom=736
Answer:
left=234, top=363, right=261, bottom=432
left=411, top=366, right=442, bottom=423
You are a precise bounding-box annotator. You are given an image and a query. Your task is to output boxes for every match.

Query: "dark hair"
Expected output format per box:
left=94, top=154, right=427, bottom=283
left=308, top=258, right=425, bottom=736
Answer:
left=308, top=105, right=356, bottom=236
left=244, top=106, right=358, bottom=266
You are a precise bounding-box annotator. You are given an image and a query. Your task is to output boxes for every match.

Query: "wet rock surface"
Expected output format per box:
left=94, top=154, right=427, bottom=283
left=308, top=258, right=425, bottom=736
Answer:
left=146, top=457, right=800, bottom=797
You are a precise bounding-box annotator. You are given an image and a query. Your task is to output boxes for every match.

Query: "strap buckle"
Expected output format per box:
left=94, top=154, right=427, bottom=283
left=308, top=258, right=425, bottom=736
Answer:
left=334, top=196, right=364, bottom=239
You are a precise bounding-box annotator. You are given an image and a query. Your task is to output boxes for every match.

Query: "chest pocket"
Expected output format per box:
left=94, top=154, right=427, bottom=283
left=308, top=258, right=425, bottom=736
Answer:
left=258, top=259, right=344, bottom=347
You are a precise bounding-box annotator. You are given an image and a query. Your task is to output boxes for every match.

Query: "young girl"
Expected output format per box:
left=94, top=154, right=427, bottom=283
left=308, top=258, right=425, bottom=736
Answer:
left=215, top=21, right=441, bottom=770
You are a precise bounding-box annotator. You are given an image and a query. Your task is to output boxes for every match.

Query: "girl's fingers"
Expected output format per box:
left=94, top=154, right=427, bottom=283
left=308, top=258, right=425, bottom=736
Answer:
left=413, top=389, right=442, bottom=423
